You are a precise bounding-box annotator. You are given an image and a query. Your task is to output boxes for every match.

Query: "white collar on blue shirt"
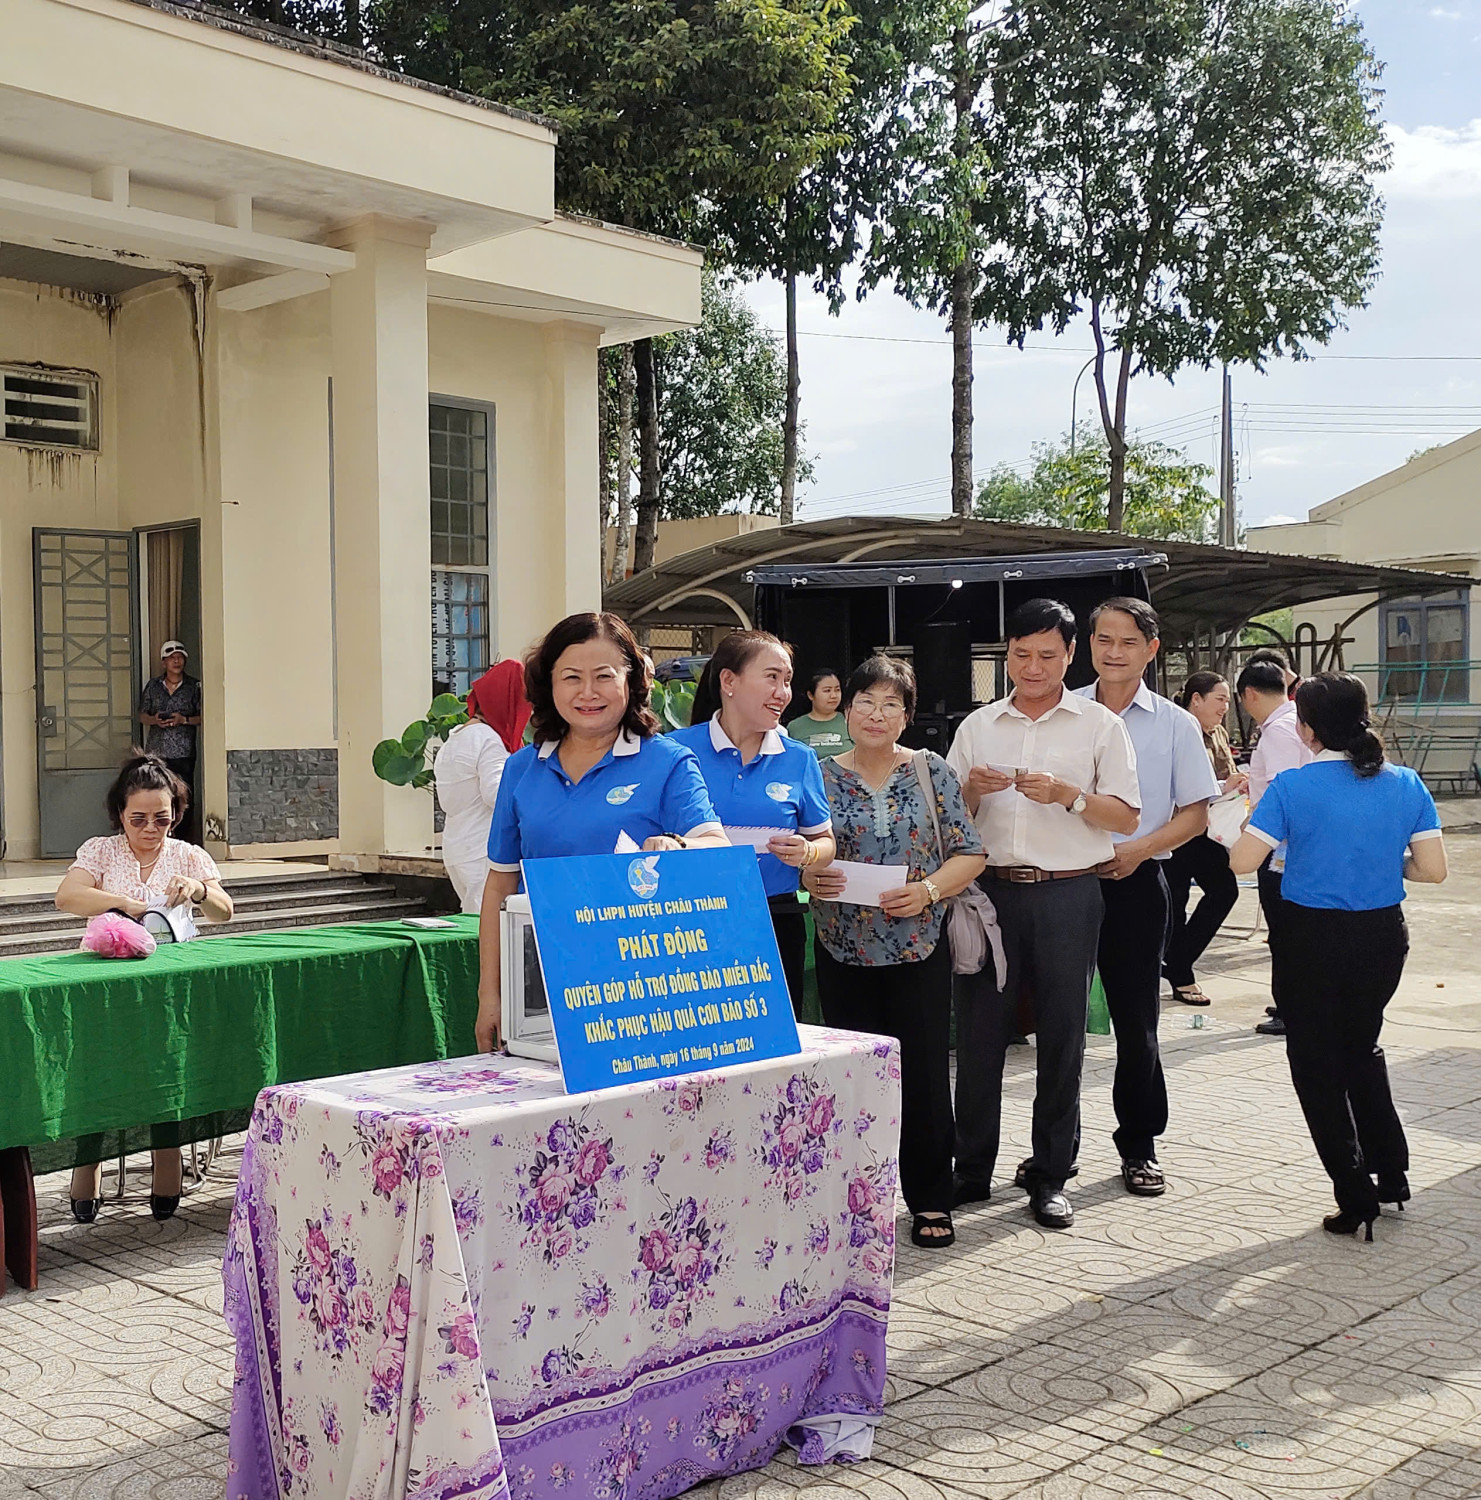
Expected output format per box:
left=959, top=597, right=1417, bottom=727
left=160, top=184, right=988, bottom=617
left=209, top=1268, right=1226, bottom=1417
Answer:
left=986, top=688, right=1086, bottom=721
left=1314, top=748, right=1346, bottom=763
left=1074, top=680, right=1158, bottom=715
left=536, top=730, right=643, bottom=761
left=708, top=713, right=786, bottom=756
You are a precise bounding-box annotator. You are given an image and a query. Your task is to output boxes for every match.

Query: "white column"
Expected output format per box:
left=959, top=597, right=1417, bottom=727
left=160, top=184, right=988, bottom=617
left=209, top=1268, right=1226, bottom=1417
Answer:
left=329, top=215, right=434, bottom=858
left=544, top=320, right=604, bottom=616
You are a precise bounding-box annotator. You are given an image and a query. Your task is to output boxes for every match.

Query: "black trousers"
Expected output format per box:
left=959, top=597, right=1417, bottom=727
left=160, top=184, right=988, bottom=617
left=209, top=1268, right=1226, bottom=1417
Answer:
left=1257, top=860, right=1290, bottom=1013
left=1163, top=835, right=1238, bottom=988
left=1096, top=862, right=1171, bottom=1163
left=768, top=894, right=807, bottom=1018
left=953, top=874, right=1103, bottom=1192
left=815, top=936, right=954, bottom=1215
left=1280, top=902, right=1410, bottom=1215
left=166, top=754, right=199, bottom=845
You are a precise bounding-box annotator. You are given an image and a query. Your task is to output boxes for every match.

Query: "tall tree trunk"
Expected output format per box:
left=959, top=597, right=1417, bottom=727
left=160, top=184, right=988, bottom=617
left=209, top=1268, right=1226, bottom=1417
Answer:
left=780, top=267, right=801, bottom=526
left=344, top=0, right=362, bottom=46
left=612, top=345, right=635, bottom=581
left=950, top=256, right=974, bottom=517
left=633, top=337, right=662, bottom=573
left=1089, top=299, right=1130, bottom=531
left=949, top=27, right=975, bottom=519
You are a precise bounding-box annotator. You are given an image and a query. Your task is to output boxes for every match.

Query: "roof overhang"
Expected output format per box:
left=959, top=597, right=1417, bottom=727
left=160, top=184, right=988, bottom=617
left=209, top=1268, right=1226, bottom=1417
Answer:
left=0, top=0, right=557, bottom=289
left=603, top=516, right=1474, bottom=638
left=429, top=215, right=704, bottom=343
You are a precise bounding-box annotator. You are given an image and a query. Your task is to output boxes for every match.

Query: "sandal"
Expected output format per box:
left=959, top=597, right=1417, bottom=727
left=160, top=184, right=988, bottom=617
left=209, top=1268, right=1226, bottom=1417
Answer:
left=910, top=1213, right=956, bottom=1249
left=1172, top=985, right=1211, bottom=1006
left=1121, top=1159, right=1166, bottom=1196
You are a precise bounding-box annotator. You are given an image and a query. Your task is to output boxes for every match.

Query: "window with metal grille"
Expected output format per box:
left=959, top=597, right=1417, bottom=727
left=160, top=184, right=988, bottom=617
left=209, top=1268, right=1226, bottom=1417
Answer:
left=430, top=398, right=495, bottom=696
left=1, top=366, right=98, bottom=450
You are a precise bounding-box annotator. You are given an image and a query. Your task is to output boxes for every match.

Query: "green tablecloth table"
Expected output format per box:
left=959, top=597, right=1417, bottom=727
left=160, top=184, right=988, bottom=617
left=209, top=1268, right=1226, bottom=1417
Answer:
left=1, top=918, right=481, bottom=1161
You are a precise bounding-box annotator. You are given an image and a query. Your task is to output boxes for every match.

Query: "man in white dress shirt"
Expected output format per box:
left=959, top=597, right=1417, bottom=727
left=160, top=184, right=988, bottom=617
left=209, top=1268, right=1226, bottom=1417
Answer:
left=1076, top=599, right=1219, bottom=1197
left=1238, top=658, right=1313, bottom=1037
left=947, top=598, right=1141, bottom=1229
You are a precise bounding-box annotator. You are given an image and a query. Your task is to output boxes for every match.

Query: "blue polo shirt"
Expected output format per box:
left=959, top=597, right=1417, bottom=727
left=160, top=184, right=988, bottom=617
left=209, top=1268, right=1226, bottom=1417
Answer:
left=670, top=716, right=832, bottom=897
left=1247, top=752, right=1442, bottom=911
left=487, top=730, right=721, bottom=872
left=1073, top=681, right=1219, bottom=852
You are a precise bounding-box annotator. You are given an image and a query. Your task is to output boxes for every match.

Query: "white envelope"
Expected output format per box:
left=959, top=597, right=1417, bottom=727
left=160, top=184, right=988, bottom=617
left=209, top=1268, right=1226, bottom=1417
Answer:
left=828, top=860, right=910, bottom=908
left=723, top=825, right=791, bottom=852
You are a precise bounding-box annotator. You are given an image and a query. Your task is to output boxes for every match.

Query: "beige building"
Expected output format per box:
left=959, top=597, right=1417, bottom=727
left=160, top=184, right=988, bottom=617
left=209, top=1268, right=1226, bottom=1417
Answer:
left=0, top=0, right=701, bottom=862
left=1247, top=430, right=1480, bottom=782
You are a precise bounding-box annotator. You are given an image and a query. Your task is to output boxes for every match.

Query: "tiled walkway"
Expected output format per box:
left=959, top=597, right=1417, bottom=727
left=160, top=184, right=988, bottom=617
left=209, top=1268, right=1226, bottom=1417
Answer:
left=3, top=865, right=1480, bottom=1497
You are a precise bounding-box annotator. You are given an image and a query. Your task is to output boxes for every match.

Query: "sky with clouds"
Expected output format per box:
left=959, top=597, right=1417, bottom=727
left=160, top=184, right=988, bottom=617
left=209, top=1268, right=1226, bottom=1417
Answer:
left=741, top=0, right=1481, bottom=531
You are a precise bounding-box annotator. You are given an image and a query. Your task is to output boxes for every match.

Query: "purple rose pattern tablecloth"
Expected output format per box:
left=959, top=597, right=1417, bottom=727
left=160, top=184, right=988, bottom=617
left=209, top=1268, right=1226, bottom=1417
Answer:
left=222, top=1026, right=902, bottom=1500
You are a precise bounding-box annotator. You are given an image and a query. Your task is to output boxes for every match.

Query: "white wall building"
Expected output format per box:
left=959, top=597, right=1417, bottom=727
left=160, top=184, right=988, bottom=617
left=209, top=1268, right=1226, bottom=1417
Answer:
left=0, top=0, right=702, bottom=861
left=1247, top=429, right=1481, bottom=785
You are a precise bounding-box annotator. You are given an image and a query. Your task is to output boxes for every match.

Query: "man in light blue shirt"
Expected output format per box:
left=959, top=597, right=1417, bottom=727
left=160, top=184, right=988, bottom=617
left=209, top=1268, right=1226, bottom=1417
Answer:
left=1075, top=597, right=1219, bottom=1197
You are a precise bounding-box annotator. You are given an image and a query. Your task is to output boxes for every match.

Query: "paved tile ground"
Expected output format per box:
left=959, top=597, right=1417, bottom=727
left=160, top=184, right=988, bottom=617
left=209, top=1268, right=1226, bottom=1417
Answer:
left=4, top=843, right=1480, bottom=1498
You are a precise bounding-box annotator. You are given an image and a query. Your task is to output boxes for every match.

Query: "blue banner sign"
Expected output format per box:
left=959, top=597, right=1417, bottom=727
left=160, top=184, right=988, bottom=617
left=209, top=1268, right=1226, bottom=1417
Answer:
left=521, top=847, right=800, bottom=1094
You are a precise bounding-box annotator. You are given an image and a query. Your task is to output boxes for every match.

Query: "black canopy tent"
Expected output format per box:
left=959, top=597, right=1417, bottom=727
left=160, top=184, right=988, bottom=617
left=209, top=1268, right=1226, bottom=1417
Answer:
left=604, top=516, right=1470, bottom=671
left=747, top=550, right=1162, bottom=716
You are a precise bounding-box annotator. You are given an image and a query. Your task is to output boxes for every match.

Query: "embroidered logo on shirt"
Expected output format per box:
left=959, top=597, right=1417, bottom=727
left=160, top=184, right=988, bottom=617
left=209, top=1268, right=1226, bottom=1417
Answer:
left=765, top=782, right=793, bottom=802
left=607, top=784, right=639, bottom=805
left=627, top=856, right=661, bottom=898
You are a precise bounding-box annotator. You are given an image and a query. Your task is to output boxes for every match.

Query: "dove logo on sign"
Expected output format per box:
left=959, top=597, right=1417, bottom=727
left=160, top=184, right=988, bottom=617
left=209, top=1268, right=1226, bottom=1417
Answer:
left=627, top=856, right=661, bottom=899
left=607, top=784, right=639, bottom=805
left=765, top=782, right=793, bottom=803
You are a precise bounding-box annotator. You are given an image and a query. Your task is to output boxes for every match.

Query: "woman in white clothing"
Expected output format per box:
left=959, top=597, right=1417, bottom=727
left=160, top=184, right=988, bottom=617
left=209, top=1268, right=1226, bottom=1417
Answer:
left=436, top=660, right=528, bottom=912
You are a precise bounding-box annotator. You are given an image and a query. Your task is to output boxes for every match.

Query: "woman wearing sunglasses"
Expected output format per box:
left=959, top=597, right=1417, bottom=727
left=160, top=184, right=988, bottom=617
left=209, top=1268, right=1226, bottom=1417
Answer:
left=55, top=751, right=234, bottom=1223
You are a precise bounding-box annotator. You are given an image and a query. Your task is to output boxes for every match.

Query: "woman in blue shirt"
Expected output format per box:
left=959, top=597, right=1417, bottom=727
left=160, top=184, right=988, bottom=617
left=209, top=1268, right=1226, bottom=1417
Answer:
left=475, top=612, right=726, bottom=1051
left=1231, top=672, right=1447, bottom=1240
left=673, top=631, right=835, bottom=1013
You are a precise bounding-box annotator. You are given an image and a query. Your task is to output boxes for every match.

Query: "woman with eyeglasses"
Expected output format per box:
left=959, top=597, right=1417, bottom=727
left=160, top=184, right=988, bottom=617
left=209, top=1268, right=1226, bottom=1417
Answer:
left=56, top=752, right=234, bottom=1223
left=801, top=656, right=985, bottom=1250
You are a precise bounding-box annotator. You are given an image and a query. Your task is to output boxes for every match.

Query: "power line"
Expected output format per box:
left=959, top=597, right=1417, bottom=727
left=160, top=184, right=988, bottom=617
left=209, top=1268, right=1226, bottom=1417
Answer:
left=771, top=326, right=1481, bottom=362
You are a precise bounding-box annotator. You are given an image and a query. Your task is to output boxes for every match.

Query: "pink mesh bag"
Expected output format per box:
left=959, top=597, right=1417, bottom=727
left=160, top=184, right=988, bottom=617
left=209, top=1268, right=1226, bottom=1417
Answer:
left=80, top=911, right=157, bottom=959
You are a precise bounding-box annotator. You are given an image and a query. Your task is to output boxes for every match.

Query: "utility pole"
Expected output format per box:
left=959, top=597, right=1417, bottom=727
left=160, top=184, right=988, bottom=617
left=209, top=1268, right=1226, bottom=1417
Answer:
left=1219, top=365, right=1236, bottom=547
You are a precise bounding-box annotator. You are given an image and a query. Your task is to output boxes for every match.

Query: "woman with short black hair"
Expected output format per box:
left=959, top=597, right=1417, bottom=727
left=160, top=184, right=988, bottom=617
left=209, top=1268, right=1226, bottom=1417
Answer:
left=475, top=611, right=727, bottom=1052
left=1230, top=672, right=1447, bottom=1239
left=803, top=655, right=985, bottom=1248
left=56, top=751, right=234, bottom=1222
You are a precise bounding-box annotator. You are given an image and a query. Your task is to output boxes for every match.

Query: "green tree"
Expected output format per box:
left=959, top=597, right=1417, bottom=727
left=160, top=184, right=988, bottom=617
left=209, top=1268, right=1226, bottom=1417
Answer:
left=713, top=0, right=948, bottom=522
left=975, top=432, right=1217, bottom=541
left=371, top=0, right=854, bottom=570
left=989, top=0, right=1389, bottom=530
left=654, top=272, right=814, bottom=517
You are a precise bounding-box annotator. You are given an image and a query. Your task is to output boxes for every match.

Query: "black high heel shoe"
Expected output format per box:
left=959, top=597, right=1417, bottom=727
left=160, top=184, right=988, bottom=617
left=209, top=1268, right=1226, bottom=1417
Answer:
left=1323, top=1208, right=1377, bottom=1241
left=1376, top=1174, right=1410, bottom=1211
left=70, top=1198, right=100, bottom=1224
left=150, top=1193, right=180, bottom=1222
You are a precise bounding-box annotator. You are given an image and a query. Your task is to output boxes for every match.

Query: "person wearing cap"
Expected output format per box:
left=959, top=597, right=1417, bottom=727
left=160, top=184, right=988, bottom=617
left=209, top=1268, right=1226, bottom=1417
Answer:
left=435, top=660, right=530, bottom=913
left=139, top=641, right=202, bottom=843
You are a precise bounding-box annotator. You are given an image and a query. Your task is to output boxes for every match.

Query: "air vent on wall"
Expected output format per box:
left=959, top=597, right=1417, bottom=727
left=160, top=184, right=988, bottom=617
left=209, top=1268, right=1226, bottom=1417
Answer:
left=1, top=366, right=98, bottom=451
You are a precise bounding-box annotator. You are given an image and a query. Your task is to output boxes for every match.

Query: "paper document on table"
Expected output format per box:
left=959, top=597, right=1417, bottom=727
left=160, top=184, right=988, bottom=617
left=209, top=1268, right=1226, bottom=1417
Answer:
left=724, top=825, right=790, bottom=852
left=614, top=830, right=641, bottom=853
left=830, top=860, right=909, bottom=908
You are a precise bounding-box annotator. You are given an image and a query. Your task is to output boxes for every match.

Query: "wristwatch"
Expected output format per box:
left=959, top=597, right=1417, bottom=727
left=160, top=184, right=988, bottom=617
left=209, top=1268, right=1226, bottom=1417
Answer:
left=921, top=877, right=942, bottom=905
left=1069, top=790, right=1088, bottom=815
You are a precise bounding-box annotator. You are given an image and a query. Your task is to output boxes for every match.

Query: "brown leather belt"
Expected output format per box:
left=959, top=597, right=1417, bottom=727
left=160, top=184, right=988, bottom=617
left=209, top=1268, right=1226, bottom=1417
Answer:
left=987, top=864, right=1099, bottom=884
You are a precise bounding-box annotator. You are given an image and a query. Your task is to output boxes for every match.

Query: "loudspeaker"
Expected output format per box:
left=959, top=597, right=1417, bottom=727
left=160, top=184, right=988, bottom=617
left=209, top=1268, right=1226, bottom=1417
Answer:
left=911, top=621, right=972, bottom=715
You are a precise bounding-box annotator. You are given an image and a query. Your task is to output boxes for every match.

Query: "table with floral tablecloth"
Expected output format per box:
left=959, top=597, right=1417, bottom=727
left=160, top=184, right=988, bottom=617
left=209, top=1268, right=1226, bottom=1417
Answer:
left=222, top=1025, right=902, bottom=1500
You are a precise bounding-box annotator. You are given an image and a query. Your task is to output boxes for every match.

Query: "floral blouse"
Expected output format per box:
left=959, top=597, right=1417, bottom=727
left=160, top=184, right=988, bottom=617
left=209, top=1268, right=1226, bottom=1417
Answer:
left=72, top=834, right=220, bottom=906
left=812, top=751, right=983, bottom=967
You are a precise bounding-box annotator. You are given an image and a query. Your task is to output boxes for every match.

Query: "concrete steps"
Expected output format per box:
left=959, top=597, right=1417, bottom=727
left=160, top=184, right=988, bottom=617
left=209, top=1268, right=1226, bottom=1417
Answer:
left=0, top=870, right=434, bottom=959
